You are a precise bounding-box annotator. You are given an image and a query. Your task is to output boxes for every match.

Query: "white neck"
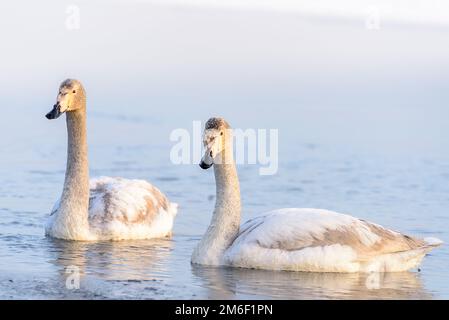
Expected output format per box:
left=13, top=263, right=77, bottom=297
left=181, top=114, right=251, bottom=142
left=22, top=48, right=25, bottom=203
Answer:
left=192, top=150, right=241, bottom=265
left=53, top=105, right=90, bottom=240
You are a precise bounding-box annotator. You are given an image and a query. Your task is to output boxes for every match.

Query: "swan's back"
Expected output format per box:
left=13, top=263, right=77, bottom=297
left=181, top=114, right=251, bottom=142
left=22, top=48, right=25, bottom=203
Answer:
left=88, top=177, right=177, bottom=240
left=224, top=208, right=441, bottom=272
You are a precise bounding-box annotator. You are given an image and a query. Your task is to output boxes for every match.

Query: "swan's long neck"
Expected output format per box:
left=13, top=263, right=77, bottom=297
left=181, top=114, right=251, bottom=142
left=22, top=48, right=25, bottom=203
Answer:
left=54, top=105, right=90, bottom=239
left=193, top=150, right=241, bottom=265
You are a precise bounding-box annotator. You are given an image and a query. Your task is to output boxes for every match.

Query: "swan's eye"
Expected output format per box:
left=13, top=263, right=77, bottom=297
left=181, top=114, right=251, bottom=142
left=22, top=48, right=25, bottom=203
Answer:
left=220, top=132, right=223, bottom=136
left=209, top=151, right=213, bottom=157
left=72, top=90, right=76, bottom=93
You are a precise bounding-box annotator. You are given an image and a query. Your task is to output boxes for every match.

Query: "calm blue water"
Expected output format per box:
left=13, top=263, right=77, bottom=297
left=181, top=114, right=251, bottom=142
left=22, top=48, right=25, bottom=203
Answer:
left=0, top=2, right=448, bottom=299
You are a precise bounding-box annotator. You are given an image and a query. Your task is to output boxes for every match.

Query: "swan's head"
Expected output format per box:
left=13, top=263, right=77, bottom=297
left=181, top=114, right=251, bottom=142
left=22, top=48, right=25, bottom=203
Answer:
left=46, top=79, right=85, bottom=120
left=200, top=117, right=231, bottom=170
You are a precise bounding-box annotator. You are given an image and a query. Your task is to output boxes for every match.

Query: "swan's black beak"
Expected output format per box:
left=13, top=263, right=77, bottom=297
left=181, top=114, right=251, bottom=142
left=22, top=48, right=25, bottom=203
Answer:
left=199, top=161, right=213, bottom=170
left=46, top=104, right=62, bottom=120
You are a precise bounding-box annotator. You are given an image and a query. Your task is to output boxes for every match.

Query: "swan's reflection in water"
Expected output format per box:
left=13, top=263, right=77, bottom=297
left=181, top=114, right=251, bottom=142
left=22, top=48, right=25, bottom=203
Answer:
left=45, top=238, right=174, bottom=298
left=43, top=236, right=432, bottom=299
left=48, top=238, right=172, bottom=279
left=191, top=265, right=432, bottom=300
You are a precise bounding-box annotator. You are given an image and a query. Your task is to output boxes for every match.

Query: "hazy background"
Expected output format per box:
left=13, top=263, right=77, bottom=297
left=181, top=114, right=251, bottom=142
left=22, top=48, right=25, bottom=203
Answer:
left=1, top=0, right=449, bottom=157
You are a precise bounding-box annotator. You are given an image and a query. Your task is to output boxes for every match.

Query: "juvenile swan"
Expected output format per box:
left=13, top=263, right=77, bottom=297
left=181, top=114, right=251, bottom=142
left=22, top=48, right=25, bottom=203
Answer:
left=45, top=79, right=177, bottom=241
left=192, top=117, right=442, bottom=272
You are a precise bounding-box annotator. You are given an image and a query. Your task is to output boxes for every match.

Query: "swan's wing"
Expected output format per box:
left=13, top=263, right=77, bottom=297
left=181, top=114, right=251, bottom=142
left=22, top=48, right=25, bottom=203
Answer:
left=88, top=176, right=177, bottom=227
left=225, top=208, right=430, bottom=271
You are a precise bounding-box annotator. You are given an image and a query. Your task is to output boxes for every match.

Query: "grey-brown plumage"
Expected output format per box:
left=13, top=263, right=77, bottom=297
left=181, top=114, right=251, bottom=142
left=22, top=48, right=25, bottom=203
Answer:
left=205, top=117, right=231, bottom=130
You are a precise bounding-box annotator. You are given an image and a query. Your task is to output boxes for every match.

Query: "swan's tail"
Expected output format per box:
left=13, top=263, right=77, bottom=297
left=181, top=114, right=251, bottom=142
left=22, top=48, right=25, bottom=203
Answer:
left=170, top=202, right=179, bottom=217
left=424, top=237, right=443, bottom=247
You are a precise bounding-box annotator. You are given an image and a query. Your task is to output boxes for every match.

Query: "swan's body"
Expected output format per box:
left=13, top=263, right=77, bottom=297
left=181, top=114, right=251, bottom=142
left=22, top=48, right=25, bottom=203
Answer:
left=192, top=117, right=442, bottom=272
left=223, top=208, right=440, bottom=272
left=46, top=177, right=177, bottom=241
left=45, top=79, right=177, bottom=241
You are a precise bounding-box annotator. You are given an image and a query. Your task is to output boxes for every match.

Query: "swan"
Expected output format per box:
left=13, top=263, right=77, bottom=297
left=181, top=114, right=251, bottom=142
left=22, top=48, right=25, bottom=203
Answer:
left=192, top=117, right=442, bottom=272
left=44, top=79, right=177, bottom=241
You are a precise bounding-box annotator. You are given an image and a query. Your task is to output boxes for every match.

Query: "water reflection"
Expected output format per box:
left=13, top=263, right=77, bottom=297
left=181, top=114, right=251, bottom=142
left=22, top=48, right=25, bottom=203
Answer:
left=47, top=238, right=173, bottom=279
left=42, top=236, right=433, bottom=299
left=44, top=238, right=174, bottom=298
left=192, top=265, right=432, bottom=300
